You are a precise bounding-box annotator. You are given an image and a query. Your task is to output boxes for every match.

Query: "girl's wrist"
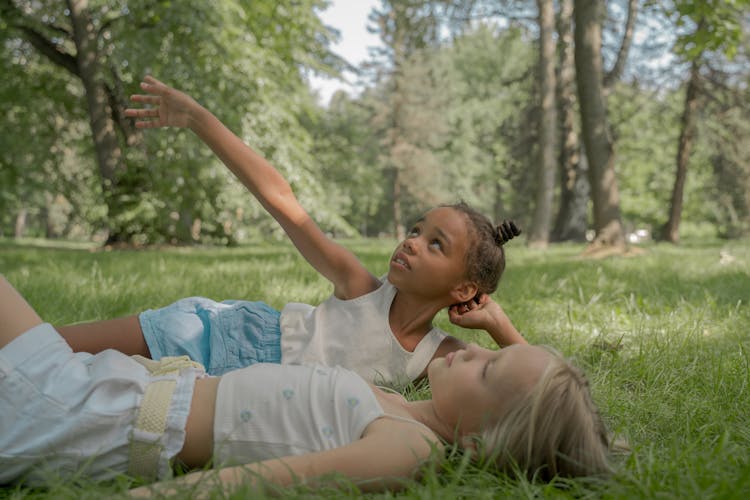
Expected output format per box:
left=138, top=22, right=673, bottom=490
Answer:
left=188, top=103, right=213, bottom=132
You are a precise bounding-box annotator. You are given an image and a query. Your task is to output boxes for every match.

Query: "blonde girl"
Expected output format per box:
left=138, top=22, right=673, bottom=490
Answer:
left=59, top=76, right=525, bottom=387
left=0, top=276, right=611, bottom=492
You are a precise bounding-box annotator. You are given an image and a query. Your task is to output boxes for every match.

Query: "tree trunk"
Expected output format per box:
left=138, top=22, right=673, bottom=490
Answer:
left=392, top=166, right=405, bottom=240
left=387, top=8, right=407, bottom=242
left=14, top=208, right=27, bottom=239
left=662, top=58, right=701, bottom=243
left=493, top=178, right=505, bottom=226
left=67, top=0, right=126, bottom=243
left=528, top=0, right=558, bottom=248
left=552, top=0, right=589, bottom=242
left=574, top=0, right=625, bottom=248
left=603, top=0, right=638, bottom=90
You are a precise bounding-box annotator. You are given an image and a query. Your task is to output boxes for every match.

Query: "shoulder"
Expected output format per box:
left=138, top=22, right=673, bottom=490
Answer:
left=361, top=416, right=443, bottom=460
left=333, top=272, right=382, bottom=301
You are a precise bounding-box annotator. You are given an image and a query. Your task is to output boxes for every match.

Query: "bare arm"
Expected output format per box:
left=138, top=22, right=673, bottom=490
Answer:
left=130, top=418, right=439, bottom=496
left=125, top=76, right=379, bottom=299
left=0, top=276, right=43, bottom=350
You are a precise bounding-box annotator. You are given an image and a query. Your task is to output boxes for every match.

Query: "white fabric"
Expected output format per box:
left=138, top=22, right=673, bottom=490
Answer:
left=213, top=364, right=383, bottom=466
left=0, top=323, right=201, bottom=485
left=280, top=279, right=447, bottom=387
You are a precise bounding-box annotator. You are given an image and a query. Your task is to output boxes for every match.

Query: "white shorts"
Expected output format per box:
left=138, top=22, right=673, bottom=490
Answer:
left=0, top=323, right=201, bottom=486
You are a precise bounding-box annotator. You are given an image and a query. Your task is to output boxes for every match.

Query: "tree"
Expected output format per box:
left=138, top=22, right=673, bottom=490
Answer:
left=0, top=0, right=133, bottom=242
left=0, top=0, right=342, bottom=244
left=368, top=0, right=445, bottom=239
left=527, top=0, right=557, bottom=247
left=304, top=90, right=383, bottom=236
left=574, top=0, right=626, bottom=248
left=661, top=0, right=747, bottom=242
left=551, top=0, right=588, bottom=242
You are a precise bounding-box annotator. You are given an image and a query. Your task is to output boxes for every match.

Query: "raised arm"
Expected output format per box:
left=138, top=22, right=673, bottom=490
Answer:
left=130, top=418, right=438, bottom=496
left=125, top=76, right=378, bottom=299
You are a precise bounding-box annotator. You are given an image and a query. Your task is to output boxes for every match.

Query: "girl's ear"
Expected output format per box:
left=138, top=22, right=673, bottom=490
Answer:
left=451, top=281, right=478, bottom=303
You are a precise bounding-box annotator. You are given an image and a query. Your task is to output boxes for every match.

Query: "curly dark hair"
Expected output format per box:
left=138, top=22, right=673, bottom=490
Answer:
left=443, top=202, right=520, bottom=296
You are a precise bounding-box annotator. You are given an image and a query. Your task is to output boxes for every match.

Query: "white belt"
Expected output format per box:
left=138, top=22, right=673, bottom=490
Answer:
left=127, top=355, right=204, bottom=480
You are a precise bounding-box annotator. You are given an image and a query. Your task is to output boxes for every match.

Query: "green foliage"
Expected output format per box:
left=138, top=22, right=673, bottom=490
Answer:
left=304, top=91, right=384, bottom=235
left=609, top=83, right=682, bottom=230
left=0, top=0, right=342, bottom=244
left=324, top=23, right=538, bottom=236
left=1, top=0, right=749, bottom=243
left=1, top=237, right=749, bottom=497
left=0, top=40, right=102, bottom=238
left=437, top=25, right=536, bottom=224
left=668, top=0, right=748, bottom=59
left=700, top=77, right=750, bottom=238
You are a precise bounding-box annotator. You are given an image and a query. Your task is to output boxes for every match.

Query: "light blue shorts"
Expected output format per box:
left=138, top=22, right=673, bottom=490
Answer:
left=0, top=323, right=198, bottom=485
left=139, top=297, right=282, bottom=376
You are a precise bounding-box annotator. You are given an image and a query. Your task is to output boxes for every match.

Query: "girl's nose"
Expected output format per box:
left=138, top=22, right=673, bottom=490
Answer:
left=403, top=238, right=416, bottom=253
left=463, top=343, right=479, bottom=359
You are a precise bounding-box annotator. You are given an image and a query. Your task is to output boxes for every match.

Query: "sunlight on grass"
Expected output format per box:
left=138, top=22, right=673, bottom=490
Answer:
left=1, top=237, right=748, bottom=498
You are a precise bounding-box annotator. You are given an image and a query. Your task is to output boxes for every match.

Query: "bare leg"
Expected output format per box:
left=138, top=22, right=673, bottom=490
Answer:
left=57, top=316, right=151, bottom=357
left=0, top=276, right=44, bottom=349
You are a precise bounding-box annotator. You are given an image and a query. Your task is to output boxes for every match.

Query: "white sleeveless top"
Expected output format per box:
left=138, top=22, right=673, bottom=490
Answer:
left=213, top=364, right=383, bottom=465
left=279, top=279, right=447, bottom=387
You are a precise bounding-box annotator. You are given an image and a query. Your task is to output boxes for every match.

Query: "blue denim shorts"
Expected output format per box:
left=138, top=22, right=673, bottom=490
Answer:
left=139, top=297, right=281, bottom=375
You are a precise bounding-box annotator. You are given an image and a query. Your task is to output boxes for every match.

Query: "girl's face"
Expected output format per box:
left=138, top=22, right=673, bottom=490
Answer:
left=388, top=207, right=474, bottom=301
left=427, top=343, right=551, bottom=437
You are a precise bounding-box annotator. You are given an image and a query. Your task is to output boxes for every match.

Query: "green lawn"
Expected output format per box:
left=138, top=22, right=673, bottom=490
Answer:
left=1, top=237, right=749, bottom=498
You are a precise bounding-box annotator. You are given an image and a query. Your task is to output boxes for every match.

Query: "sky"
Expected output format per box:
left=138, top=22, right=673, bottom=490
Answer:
left=308, top=0, right=382, bottom=104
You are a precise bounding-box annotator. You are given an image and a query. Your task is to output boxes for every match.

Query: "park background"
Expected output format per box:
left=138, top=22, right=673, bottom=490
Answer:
left=1, top=0, right=749, bottom=248
left=1, top=0, right=749, bottom=498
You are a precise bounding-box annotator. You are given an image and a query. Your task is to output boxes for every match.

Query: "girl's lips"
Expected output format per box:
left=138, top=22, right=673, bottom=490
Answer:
left=391, top=252, right=410, bottom=270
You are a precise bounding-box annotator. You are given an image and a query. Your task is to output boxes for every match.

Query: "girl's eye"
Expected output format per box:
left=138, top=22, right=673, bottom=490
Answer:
left=407, top=227, right=419, bottom=237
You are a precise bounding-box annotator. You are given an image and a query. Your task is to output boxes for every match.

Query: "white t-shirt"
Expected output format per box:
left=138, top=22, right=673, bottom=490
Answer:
left=213, top=363, right=383, bottom=466
left=279, top=279, right=447, bottom=387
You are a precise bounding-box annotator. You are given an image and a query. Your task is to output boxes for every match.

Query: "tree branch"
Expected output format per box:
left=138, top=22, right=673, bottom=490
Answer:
left=18, top=25, right=79, bottom=76
left=603, top=0, right=638, bottom=89
left=105, top=65, right=141, bottom=146
left=0, top=0, right=79, bottom=76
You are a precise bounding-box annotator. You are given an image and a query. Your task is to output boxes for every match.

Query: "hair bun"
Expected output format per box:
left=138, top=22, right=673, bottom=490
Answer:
left=495, top=220, right=521, bottom=245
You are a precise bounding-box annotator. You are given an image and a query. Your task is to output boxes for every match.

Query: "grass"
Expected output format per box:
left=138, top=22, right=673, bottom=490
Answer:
left=1, top=237, right=749, bottom=498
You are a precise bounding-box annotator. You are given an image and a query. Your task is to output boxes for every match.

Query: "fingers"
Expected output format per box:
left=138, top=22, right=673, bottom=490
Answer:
left=132, top=75, right=167, bottom=100
left=124, top=106, right=159, bottom=118
left=122, top=76, right=168, bottom=129
left=129, top=94, right=160, bottom=104
left=126, top=95, right=160, bottom=119
left=143, top=74, right=163, bottom=86
left=448, top=308, right=462, bottom=324
left=133, top=120, right=160, bottom=129
left=124, top=104, right=160, bottom=128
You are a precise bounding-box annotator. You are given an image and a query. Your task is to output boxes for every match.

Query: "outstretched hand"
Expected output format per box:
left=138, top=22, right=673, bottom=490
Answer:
left=125, top=75, right=197, bottom=129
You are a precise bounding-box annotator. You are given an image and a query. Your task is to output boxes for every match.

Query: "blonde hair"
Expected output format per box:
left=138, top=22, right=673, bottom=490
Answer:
left=478, top=348, right=611, bottom=481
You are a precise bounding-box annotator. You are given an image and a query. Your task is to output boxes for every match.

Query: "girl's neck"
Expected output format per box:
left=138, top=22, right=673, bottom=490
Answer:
left=391, top=395, right=456, bottom=444
left=388, top=291, right=447, bottom=340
